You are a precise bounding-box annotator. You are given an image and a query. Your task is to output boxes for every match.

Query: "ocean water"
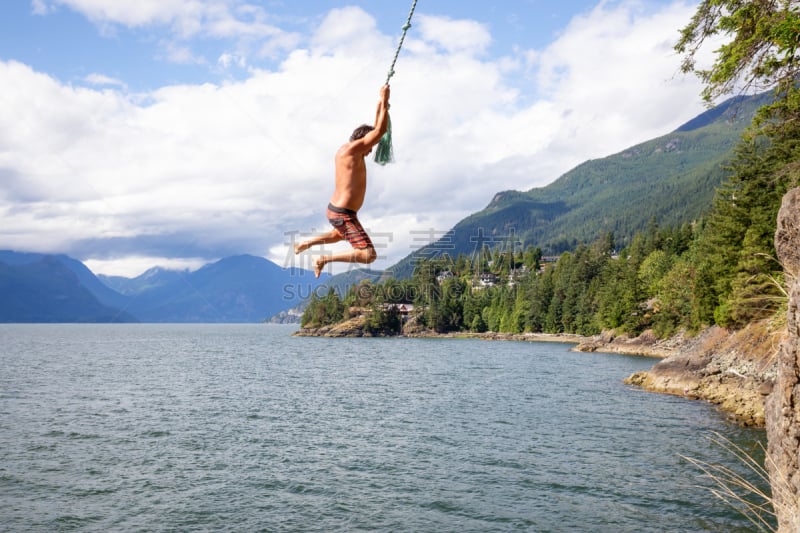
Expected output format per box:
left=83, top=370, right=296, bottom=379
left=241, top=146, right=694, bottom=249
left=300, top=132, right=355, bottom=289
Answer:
left=0, top=324, right=770, bottom=532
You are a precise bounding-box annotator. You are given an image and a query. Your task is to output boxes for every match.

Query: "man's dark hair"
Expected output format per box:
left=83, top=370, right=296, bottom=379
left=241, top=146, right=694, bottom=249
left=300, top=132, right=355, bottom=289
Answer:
left=350, top=124, right=374, bottom=142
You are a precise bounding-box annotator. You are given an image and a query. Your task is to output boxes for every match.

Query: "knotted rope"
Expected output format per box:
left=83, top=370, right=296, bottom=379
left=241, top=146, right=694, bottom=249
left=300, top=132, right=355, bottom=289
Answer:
left=374, top=0, right=418, bottom=165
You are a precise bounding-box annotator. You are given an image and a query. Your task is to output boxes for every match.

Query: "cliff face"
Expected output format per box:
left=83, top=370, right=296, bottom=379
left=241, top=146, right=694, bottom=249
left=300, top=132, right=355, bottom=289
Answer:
left=765, top=187, right=800, bottom=532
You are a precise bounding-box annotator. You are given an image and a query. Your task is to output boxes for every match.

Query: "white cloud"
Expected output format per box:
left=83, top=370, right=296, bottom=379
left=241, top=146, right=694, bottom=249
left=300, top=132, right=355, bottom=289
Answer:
left=31, top=0, right=52, bottom=16
left=47, top=0, right=192, bottom=27
left=85, top=73, right=127, bottom=88
left=217, top=52, right=246, bottom=70
left=37, top=0, right=300, bottom=64
left=536, top=1, right=701, bottom=134
left=2, top=2, right=709, bottom=277
left=310, top=6, right=385, bottom=57
left=160, top=41, right=207, bottom=65
left=83, top=256, right=206, bottom=277
left=416, top=14, right=492, bottom=55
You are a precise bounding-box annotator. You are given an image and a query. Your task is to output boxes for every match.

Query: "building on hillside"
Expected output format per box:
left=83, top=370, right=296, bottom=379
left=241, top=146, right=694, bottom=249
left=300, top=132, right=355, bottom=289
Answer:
left=436, top=270, right=454, bottom=283
left=478, top=272, right=499, bottom=287
left=380, top=303, right=415, bottom=316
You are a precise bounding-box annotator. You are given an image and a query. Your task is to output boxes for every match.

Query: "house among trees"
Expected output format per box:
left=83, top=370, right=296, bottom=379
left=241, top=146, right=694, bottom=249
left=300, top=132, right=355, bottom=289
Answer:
left=478, top=272, right=499, bottom=287
left=436, top=270, right=454, bottom=283
left=381, top=303, right=415, bottom=316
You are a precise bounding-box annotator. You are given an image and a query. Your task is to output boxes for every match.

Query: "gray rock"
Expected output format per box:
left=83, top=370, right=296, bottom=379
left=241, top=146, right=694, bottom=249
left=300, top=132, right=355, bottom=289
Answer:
left=766, top=187, right=800, bottom=532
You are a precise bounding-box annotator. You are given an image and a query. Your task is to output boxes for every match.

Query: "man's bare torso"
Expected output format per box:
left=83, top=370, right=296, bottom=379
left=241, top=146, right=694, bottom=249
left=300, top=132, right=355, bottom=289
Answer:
left=329, top=142, right=368, bottom=212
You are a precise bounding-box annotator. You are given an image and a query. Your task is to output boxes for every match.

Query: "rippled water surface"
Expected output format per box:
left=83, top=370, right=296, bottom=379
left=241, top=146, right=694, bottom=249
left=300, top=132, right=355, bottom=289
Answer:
left=0, top=324, right=769, bottom=531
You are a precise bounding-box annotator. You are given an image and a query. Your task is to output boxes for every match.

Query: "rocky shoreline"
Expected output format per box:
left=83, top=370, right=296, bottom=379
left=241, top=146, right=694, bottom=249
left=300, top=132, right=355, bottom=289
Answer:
left=613, top=322, right=780, bottom=427
left=293, top=318, right=586, bottom=344
left=294, top=318, right=780, bottom=427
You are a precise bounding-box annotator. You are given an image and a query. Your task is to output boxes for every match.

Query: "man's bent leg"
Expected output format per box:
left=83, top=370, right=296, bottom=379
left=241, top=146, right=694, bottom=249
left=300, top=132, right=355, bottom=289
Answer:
left=295, top=229, right=343, bottom=254
left=314, top=246, right=377, bottom=278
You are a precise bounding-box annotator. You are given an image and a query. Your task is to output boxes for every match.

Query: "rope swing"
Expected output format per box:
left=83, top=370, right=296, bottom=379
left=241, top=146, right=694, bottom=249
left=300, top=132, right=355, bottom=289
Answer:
left=374, top=0, right=418, bottom=166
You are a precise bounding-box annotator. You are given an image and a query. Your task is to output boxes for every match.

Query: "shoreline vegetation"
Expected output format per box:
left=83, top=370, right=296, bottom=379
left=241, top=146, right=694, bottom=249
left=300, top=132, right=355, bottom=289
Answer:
left=294, top=318, right=780, bottom=427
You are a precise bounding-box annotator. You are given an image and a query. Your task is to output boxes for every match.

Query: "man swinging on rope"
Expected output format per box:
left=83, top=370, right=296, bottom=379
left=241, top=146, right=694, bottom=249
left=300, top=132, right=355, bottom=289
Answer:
left=295, top=84, right=390, bottom=278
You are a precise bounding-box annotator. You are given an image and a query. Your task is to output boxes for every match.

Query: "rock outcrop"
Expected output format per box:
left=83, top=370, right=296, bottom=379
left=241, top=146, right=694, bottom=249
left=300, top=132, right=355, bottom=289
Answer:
left=620, top=324, right=778, bottom=426
left=294, top=316, right=586, bottom=343
left=577, top=329, right=694, bottom=358
left=293, top=315, right=372, bottom=337
left=765, top=187, right=800, bottom=532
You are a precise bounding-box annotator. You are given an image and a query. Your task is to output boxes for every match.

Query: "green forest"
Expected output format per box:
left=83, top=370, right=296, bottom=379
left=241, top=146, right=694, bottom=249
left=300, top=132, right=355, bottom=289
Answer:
left=303, top=0, right=800, bottom=339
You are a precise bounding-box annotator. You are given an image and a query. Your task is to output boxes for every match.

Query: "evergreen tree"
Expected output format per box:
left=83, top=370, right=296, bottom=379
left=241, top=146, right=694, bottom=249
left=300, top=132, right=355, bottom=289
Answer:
left=365, top=285, right=401, bottom=335
left=652, top=257, right=697, bottom=337
left=512, top=285, right=531, bottom=333
left=676, top=0, right=800, bottom=132
left=524, top=246, right=543, bottom=272
left=436, top=278, right=466, bottom=332
left=638, top=249, right=675, bottom=299
left=596, top=258, right=628, bottom=330
left=676, top=0, right=800, bottom=329
left=522, top=267, right=553, bottom=332
left=301, top=288, right=344, bottom=328
left=323, top=287, right=345, bottom=324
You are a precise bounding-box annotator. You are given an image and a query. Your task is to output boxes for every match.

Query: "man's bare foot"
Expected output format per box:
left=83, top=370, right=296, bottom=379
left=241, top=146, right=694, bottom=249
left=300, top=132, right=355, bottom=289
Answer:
left=295, top=242, right=309, bottom=255
left=314, top=258, right=325, bottom=279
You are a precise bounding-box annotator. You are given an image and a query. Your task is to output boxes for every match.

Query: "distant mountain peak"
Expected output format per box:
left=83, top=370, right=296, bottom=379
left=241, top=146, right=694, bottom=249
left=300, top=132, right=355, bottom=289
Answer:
left=673, top=92, right=770, bottom=133
left=140, top=266, right=176, bottom=277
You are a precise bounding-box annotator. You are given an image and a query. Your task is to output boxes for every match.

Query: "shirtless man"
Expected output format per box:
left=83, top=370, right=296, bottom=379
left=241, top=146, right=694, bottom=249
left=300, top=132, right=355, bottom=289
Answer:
left=295, top=84, right=391, bottom=278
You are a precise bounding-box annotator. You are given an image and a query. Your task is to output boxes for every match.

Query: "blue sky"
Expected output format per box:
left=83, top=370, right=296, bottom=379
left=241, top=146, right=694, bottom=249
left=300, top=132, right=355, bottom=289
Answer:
left=0, top=0, right=711, bottom=277
left=2, top=1, right=603, bottom=92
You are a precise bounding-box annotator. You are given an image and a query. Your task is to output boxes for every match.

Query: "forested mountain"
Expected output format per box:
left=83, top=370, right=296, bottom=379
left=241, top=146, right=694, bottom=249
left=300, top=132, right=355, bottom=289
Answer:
left=385, top=92, right=770, bottom=279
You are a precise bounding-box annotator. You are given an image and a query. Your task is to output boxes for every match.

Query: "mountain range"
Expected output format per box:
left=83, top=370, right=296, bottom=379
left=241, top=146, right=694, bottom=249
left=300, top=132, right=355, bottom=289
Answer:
left=0, top=251, right=327, bottom=323
left=0, top=92, right=765, bottom=322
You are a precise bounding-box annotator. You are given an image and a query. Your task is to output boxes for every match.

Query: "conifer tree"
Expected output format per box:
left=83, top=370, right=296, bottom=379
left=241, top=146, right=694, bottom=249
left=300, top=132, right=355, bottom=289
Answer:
left=676, top=0, right=800, bottom=327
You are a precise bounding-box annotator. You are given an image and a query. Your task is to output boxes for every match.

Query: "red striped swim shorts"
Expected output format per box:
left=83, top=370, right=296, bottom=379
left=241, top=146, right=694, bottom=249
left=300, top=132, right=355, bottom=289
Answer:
left=327, top=203, right=373, bottom=250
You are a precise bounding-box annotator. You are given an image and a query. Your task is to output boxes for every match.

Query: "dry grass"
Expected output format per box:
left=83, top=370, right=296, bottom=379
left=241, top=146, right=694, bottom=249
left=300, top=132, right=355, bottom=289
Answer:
left=726, top=318, right=785, bottom=368
left=682, top=432, right=782, bottom=532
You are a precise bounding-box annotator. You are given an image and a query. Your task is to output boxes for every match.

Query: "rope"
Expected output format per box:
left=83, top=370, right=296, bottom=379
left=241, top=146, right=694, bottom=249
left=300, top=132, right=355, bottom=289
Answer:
left=385, top=0, right=418, bottom=84
left=375, top=0, right=418, bottom=165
